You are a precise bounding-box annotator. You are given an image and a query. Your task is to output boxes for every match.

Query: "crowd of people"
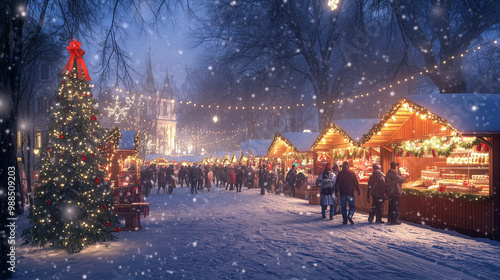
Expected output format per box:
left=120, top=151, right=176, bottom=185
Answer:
left=315, top=161, right=406, bottom=225
left=139, top=160, right=407, bottom=226
left=138, top=163, right=308, bottom=197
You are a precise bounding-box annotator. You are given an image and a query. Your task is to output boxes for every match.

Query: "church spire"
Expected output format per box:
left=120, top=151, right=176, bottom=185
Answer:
left=143, top=49, right=156, bottom=95
left=160, top=68, right=175, bottom=99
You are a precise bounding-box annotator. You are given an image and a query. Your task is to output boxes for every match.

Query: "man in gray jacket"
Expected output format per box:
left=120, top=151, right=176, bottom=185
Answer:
left=385, top=162, right=406, bottom=225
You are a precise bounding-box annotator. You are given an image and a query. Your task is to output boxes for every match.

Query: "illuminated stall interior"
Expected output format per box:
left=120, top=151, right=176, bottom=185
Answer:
left=110, top=130, right=141, bottom=189
left=359, top=96, right=494, bottom=196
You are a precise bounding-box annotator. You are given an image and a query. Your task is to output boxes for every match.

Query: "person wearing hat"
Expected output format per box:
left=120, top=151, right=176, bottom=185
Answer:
left=335, top=161, right=360, bottom=225
left=367, top=164, right=387, bottom=223
left=386, top=162, right=406, bottom=225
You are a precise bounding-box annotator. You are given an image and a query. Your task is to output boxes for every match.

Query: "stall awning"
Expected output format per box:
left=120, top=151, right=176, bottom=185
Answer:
left=359, top=97, right=459, bottom=147
left=312, top=119, right=379, bottom=151
left=268, top=132, right=319, bottom=157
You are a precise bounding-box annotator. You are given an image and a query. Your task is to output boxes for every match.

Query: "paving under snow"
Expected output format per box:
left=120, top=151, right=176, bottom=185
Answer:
left=14, top=186, right=500, bottom=280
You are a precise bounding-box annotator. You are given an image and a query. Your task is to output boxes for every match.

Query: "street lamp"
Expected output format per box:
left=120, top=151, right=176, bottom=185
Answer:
left=213, top=115, right=218, bottom=123
left=328, top=0, right=339, bottom=10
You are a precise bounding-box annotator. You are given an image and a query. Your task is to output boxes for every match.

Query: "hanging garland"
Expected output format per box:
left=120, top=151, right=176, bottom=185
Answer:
left=332, top=148, right=368, bottom=160
left=402, top=188, right=492, bottom=202
left=392, top=137, right=481, bottom=158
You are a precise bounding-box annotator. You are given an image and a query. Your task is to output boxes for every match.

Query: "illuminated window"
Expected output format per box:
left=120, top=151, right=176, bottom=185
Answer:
left=17, top=131, right=22, bottom=147
left=36, top=130, right=42, bottom=149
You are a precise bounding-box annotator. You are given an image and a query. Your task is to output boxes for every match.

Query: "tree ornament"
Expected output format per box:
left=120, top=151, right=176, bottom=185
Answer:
left=47, top=148, right=50, bottom=152
left=61, top=81, right=65, bottom=84
left=59, top=134, right=64, bottom=139
left=101, top=204, right=107, bottom=210
left=105, top=221, right=111, bottom=227
left=91, top=115, right=97, bottom=121
left=82, top=155, right=87, bottom=160
left=46, top=200, right=51, bottom=205
left=114, top=227, right=120, bottom=232
left=95, top=177, right=102, bottom=183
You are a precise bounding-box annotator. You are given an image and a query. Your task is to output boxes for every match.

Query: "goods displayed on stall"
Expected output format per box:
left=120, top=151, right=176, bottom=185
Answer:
left=391, top=136, right=490, bottom=195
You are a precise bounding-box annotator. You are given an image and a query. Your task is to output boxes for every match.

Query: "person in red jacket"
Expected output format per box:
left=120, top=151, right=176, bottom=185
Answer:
left=227, top=168, right=236, bottom=191
left=367, top=164, right=387, bottom=223
left=335, top=161, right=360, bottom=225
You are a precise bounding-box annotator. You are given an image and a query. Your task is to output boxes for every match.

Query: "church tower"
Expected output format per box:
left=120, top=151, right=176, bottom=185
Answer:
left=141, top=51, right=177, bottom=155
left=156, top=69, right=177, bottom=155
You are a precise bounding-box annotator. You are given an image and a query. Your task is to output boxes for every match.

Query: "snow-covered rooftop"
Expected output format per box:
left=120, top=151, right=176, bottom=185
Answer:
left=281, top=132, right=320, bottom=151
left=165, top=155, right=204, bottom=164
left=407, top=94, right=500, bottom=134
left=118, top=130, right=137, bottom=150
left=334, top=119, right=380, bottom=142
left=240, top=139, right=273, bottom=157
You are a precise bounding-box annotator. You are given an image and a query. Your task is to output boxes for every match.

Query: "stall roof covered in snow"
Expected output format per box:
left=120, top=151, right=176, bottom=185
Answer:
left=407, top=94, right=500, bottom=134
left=165, top=155, right=204, bottom=164
left=145, top=154, right=168, bottom=162
left=334, top=119, right=380, bottom=142
left=118, top=130, right=138, bottom=150
left=240, top=140, right=273, bottom=157
left=280, top=132, right=320, bottom=152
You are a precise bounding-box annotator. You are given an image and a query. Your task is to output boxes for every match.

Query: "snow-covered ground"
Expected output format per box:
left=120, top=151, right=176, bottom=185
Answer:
left=14, top=186, right=500, bottom=280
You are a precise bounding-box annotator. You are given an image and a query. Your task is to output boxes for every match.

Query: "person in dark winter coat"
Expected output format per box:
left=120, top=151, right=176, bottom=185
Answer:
left=235, top=166, right=244, bottom=192
left=386, top=162, right=406, bottom=225
left=196, top=165, right=204, bottom=190
left=258, top=165, right=268, bottom=195
left=335, top=161, right=360, bottom=225
left=189, top=165, right=198, bottom=194
left=286, top=165, right=298, bottom=197
left=227, top=168, right=236, bottom=191
left=157, top=167, right=167, bottom=194
left=367, top=164, right=387, bottom=223
left=178, top=166, right=188, bottom=188
left=166, top=165, right=175, bottom=194
left=317, top=163, right=337, bottom=220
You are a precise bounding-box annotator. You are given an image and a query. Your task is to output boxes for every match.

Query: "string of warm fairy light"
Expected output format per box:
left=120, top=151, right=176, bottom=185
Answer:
left=171, top=39, right=498, bottom=111
left=185, top=114, right=278, bottom=139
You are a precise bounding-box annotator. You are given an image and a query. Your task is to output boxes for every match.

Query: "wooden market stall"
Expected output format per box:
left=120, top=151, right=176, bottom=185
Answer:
left=267, top=132, right=319, bottom=199
left=358, top=94, right=500, bottom=239
left=311, top=119, right=380, bottom=205
left=109, top=130, right=150, bottom=231
left=240, top=139, right=273, bottom=169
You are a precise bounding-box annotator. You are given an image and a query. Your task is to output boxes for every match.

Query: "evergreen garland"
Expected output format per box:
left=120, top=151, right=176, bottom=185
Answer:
left=402, top=188, right=492, bottom=202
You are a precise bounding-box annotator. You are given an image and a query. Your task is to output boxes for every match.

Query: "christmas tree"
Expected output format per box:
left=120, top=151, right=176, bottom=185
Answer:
left=22, top=39, right=120, bottom=253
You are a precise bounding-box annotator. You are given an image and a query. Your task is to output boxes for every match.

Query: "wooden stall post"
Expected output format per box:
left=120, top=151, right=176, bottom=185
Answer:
left=491, top=135, right=500, bottom=240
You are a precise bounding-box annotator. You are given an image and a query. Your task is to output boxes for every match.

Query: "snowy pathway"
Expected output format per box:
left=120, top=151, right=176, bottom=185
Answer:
left=15, top=186, right=500, bottom=279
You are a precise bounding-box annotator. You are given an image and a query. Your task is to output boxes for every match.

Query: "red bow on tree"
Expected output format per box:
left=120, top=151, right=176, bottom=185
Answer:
left=62, top=39, right=91, bottom=81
